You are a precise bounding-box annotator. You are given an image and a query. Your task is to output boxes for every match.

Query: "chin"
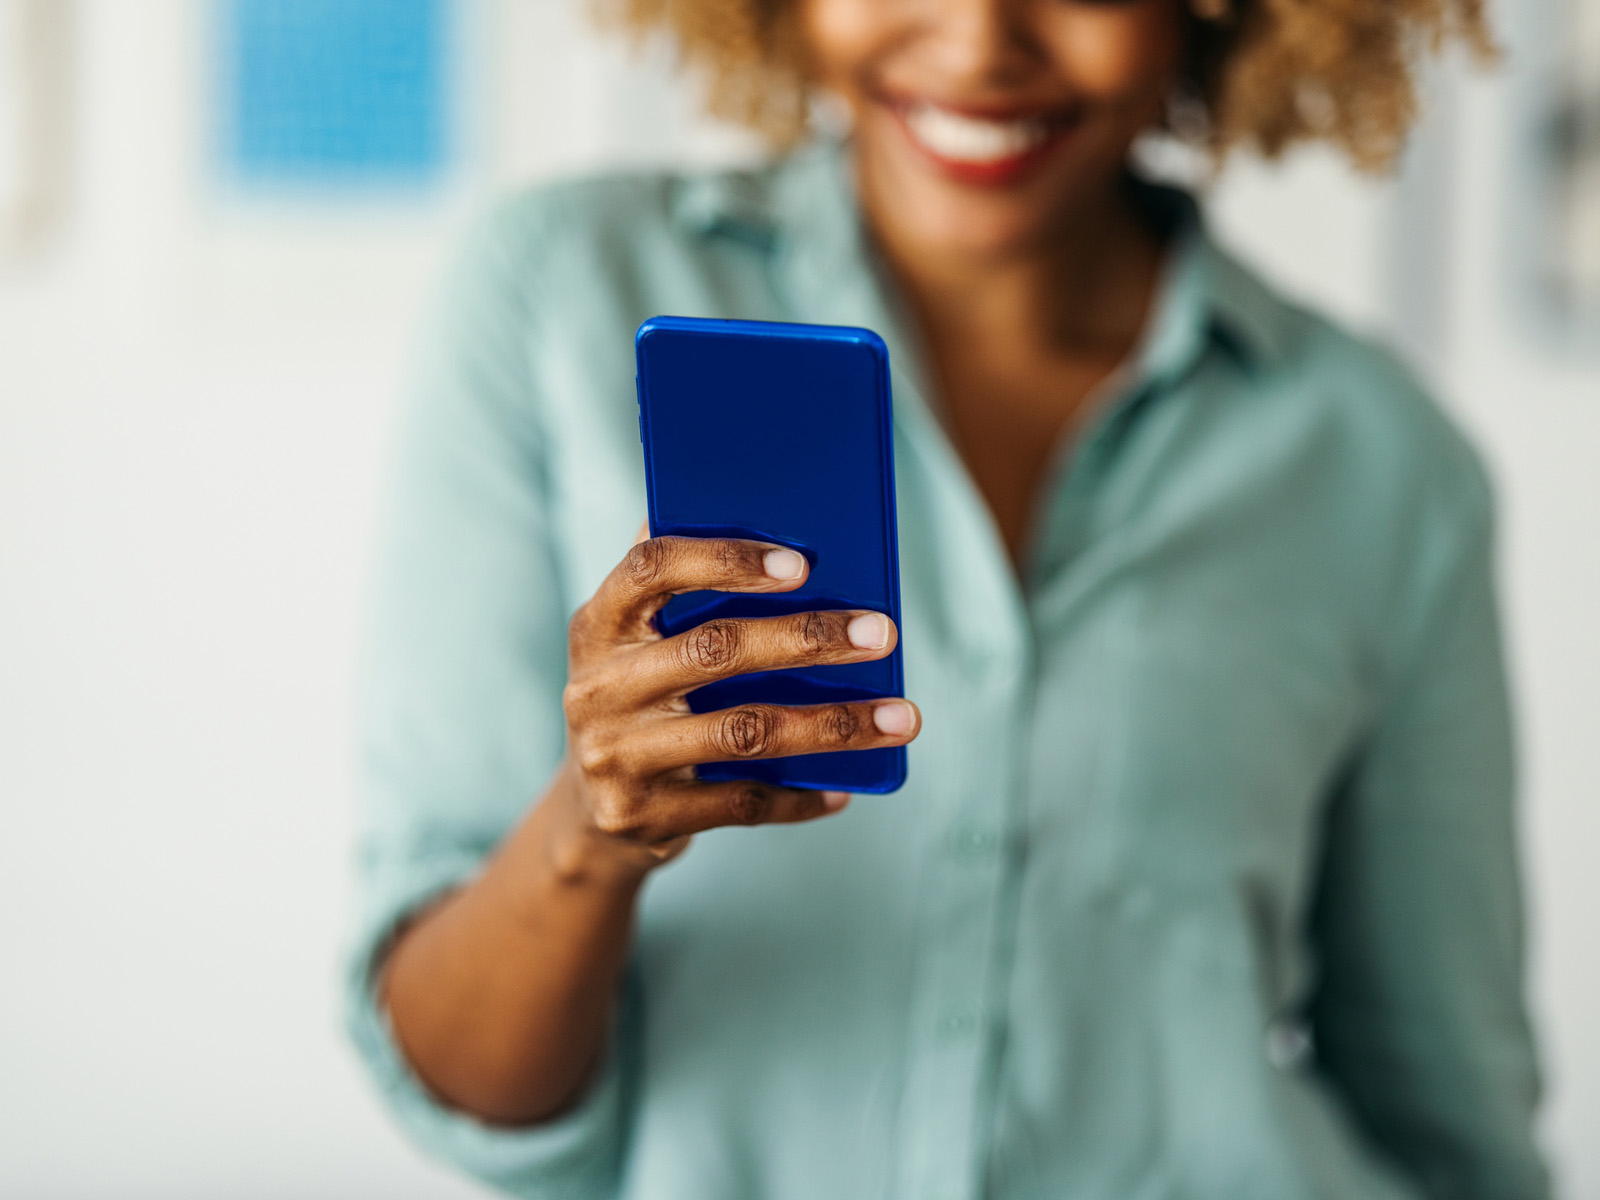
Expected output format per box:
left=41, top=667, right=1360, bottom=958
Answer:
left=897, top=189, right=1063, bottom=261
left=854, top=104, right=1119, bottom=260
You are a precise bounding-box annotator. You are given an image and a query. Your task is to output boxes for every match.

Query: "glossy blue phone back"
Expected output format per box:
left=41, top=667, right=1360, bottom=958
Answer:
left=635, top=315, right=907, bottom=793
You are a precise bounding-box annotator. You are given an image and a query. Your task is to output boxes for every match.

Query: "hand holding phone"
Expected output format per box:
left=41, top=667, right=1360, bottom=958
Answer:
left=557, top=534, right=919, bottom=863
left=634, top=316, right=911, bottom=793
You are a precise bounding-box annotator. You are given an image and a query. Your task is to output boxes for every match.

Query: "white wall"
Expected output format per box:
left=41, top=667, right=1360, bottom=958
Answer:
left=1444, top=46, right=1600, bottom=1197
left=0, top=2, right=1594, bottom=1197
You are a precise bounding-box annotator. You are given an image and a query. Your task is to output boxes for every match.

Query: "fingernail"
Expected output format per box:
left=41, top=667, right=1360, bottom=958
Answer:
left=764, top=548, right=805, bottom=580
left=822, top=791, right=852, bottom=812
left=873, top=701, right=915, bottom=736
left=847, top=612, right=890, bottom=650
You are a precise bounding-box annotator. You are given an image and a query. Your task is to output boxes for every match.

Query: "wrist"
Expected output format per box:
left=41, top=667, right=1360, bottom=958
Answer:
left=473, top=787, right=648, bottom=945
left=522, top=764, right=660, bottom=894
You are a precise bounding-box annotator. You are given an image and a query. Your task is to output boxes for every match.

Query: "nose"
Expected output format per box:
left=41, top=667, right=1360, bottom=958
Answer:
left=915, top=0, right=1046, bottom=89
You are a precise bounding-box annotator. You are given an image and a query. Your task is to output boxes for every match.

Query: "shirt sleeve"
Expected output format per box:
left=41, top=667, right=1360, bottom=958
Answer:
left=1307, top=458, right=1549, bottom=1199
left=343, top=198, right=631, bottom=1197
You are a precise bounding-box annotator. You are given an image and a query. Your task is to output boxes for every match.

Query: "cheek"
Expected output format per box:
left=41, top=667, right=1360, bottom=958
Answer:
left=1046, top=7, right=1184, bottom=103
left=798, top=0, right=887, bottom=89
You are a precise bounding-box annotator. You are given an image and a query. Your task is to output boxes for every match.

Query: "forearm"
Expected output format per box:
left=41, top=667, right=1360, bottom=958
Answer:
left=375, top=536, right=914, bottom=1126
left=380, top=765, right=655, bottom=1126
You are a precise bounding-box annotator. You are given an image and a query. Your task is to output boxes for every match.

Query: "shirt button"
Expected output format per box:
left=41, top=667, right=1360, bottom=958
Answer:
left=1265, top=1019, right=1311, bottom=1070
left=948, top=824, right=1000, bottom=859
left=935, top=1008, right=978, bottom=1039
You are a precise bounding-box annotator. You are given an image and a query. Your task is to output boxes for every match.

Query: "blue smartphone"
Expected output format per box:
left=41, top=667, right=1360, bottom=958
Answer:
left=634, top=315, right=907, bottom=794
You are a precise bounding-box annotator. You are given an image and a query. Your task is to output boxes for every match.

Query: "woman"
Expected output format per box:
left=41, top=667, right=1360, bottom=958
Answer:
left=347, top=0, right=1547, bottom=1193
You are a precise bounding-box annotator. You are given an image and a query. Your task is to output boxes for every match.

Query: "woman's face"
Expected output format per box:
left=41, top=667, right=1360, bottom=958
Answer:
left=800, top=0, right=1186, bottom=259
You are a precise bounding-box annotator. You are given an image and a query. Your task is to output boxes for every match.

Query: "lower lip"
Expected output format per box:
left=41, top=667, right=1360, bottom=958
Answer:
left=891, top=107, right=1078, bottom=186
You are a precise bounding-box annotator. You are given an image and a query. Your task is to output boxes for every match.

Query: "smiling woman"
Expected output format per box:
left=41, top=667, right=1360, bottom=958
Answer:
left=347, top=0, right=1547, bottom=1195
left=609, top=0, right=1495, bottom=168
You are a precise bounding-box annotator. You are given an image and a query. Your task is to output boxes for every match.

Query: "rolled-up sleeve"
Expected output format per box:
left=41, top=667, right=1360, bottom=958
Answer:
left=1308, top=459, right=1549, bottom=1199
left=343, top=198, right=629, bottom=1197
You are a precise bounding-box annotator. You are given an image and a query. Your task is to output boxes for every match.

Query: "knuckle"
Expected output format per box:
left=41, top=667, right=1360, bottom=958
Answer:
left=683, top=620, right=741, bottom=673
left=561, top=672, right=602, bottom=722
left=622, top=539, right=670, bottom=590
left=576, top=729, right=636, bottom=784
left=574, top=735, right=621, bottom=779
left=821, top=703, right=861, bottom=744
left=566, top=602, right=595, bottom=647
left=725, top=785, right=774, bottom=826
left=711, top=539, right=749, bottom=574
left=715, top=706, right=778, bottom=758
left=797, top=611, right=833, bottom=657
left=590, top=794, right=647, bottom=840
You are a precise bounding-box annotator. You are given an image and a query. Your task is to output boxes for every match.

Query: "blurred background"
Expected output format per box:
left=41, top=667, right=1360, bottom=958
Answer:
left=0, top=1, right=1595, bottom=1197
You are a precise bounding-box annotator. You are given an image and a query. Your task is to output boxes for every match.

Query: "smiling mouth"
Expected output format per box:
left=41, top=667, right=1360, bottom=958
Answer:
left=894, top=101, right=1080, bottom=182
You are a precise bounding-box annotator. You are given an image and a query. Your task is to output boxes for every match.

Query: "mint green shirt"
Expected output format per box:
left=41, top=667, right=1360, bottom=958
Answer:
left=346, top=142, right=1546, bottom=1200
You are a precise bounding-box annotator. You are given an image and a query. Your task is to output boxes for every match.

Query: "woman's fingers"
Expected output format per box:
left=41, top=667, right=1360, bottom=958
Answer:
left=615, top=698, right=919, bottom=773
left=582, top=608, right=896, bottom=707
left=562, top=531, right=910, bottom=851
left=588, top=781, right=852, bottom=844
left=578, top=537, right=809, bottom=641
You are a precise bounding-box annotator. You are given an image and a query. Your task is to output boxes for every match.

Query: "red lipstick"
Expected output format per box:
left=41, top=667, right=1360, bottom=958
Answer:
left=888, top=100, right=1082, bottom=186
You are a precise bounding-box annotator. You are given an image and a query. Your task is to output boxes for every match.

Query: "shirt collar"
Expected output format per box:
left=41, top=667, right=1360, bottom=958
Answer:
left=669, top=137, right=1295, bottom=385
left=1118, top=178, right=1294, bottom=386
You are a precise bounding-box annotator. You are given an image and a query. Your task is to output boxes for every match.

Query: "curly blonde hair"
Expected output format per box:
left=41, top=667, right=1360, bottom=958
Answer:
left=599, top=0, right=1495, bottom=172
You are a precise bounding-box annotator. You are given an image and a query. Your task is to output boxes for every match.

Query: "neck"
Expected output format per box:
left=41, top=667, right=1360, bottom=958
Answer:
left=858, top=166, right=1163, bottom=363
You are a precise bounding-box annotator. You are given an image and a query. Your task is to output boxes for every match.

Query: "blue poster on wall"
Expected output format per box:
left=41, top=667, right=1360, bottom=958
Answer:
left=218, top=0, right=455, bottom=186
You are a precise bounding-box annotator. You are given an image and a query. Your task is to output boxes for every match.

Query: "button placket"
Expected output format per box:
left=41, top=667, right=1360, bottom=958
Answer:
left=892, top=681, right=1027, bottom=1200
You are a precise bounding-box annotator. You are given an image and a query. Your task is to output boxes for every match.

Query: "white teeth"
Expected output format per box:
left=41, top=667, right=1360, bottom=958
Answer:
left=902, top=103, right=1051, bottom=163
